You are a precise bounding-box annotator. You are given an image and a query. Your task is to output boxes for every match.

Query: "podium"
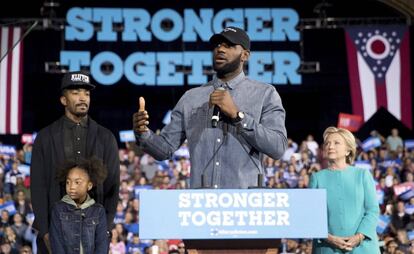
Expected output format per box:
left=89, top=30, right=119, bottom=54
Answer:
left=139, top=189, right=327, bottom=253
left=184, top=239, right=280, bottom=254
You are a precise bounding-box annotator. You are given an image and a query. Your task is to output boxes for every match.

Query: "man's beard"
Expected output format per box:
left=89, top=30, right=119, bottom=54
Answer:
left=213, top=53, right=242, bottom=78
left=71, top=106, right=88, bottom=118
left=74, top=103, right=89, bottom=118
left=75, top=111, right=88, bottom=118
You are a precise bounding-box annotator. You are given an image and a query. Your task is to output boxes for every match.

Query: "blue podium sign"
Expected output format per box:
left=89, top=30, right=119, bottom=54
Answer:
left=140, top=189, right=327, bottom=239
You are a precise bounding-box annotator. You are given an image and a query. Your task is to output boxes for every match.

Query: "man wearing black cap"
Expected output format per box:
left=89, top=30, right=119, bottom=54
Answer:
left=31, top=71, right=120, bottom=253
left=133, top=27, right=287, bottom=189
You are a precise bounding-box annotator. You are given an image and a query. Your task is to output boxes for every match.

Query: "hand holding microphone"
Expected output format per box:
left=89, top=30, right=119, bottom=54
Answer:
left=209, top=87, right=239, bottom=127
left=211, top=87, right=225, bottom=127
left=133, top=97, right=150, bottom=134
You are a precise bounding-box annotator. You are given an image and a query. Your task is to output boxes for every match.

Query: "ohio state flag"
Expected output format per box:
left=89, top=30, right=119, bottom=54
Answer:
left=345, top=25, right=412, bottom=129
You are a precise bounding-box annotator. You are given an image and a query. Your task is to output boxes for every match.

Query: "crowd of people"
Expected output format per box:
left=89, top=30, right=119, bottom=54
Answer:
left=0, top=127, right=413, bottom=253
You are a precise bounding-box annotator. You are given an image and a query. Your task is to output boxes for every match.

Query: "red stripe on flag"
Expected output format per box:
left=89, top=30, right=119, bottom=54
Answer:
left=18, top=29, right=23, bottom=133
left=400, top=31, right=412, bottom=129
left=0, top=28, right=2, bottom=133
left=345, top=32, right=364, bottom=118
left=375, top=81, right=387, bottom=109
left=5, top=28, right=13, bottom=134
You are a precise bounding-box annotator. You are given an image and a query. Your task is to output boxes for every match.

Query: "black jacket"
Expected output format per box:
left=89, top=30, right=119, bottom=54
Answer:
left=30, top=116, right=120, bottom=237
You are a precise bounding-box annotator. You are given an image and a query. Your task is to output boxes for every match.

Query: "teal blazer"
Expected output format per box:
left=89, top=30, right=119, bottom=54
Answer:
left=309, top=166, right=380, bottom=254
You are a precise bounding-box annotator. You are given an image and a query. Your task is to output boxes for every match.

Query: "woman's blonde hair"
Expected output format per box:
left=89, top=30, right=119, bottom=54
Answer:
left=323, top=126, right=357, bottom=164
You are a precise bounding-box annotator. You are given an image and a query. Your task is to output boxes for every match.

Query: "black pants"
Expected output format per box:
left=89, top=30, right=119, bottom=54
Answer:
left=36, top=236, right=49, bottom=254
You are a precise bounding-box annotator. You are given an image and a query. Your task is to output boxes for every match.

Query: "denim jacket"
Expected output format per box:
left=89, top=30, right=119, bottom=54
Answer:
left=50, top=195, right=109, bottom=254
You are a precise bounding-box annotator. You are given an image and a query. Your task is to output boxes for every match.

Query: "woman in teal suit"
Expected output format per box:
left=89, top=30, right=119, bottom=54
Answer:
left=310, top=127, right=380, bottom=254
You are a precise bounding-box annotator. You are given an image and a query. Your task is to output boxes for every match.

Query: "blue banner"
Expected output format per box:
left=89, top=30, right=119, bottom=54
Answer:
left=376, top=188, right=384, bottom=205
left=0, top=145, right=16, bottom=156
left=405, top=139, right=414, bottom=149
left=18, top=164, right=30, bottom=176
left=361, top=137, right=382, bottom=151
left=62, top=7, right=302, bottom=86
left=408, top=230, right=414, bottom=240
left=400, top=189, right=414, bottom=201
left=162, top=110, right=172, bottom=125
left=0, top=201, right=16, bottom=216
left=406, top=204, right=414, bottom=215
left=354, top=160, right=371, bottom=171
left=140, top=189, right=327, bottom=239
left=119, top=130, right=136, bottom=143
left=376, top=215, right=390, bottom=234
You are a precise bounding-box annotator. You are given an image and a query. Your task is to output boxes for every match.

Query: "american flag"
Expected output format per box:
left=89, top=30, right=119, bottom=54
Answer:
left=0, top=26, right=23, bottom=135
left=345, top=25, right=412, bottom=129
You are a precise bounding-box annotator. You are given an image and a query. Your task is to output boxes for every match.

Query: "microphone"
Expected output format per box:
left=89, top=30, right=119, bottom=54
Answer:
left=198, top=111, right=228, bottom=189
left=211, top=87, right=226, bottom=128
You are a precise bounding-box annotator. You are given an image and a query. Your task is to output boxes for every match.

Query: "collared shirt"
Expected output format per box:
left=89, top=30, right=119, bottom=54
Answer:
left=63, top=116, right=88, bottom=162
left=137, top=72, right=287, bottom=189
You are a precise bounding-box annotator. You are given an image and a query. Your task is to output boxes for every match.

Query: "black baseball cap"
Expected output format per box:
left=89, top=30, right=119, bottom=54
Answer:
left=209, top=27, right=250, bottom=50
left=61, top=71, right=95, bottom=91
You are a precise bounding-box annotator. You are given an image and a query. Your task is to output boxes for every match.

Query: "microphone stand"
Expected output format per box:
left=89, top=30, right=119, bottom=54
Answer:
left=197, top=121, right=228, bottom=189
left=235, top=124, right=266, bottom=189
left=0, top=21, right=39, bottom=63
left=248, top=173, right=265, bottom=189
